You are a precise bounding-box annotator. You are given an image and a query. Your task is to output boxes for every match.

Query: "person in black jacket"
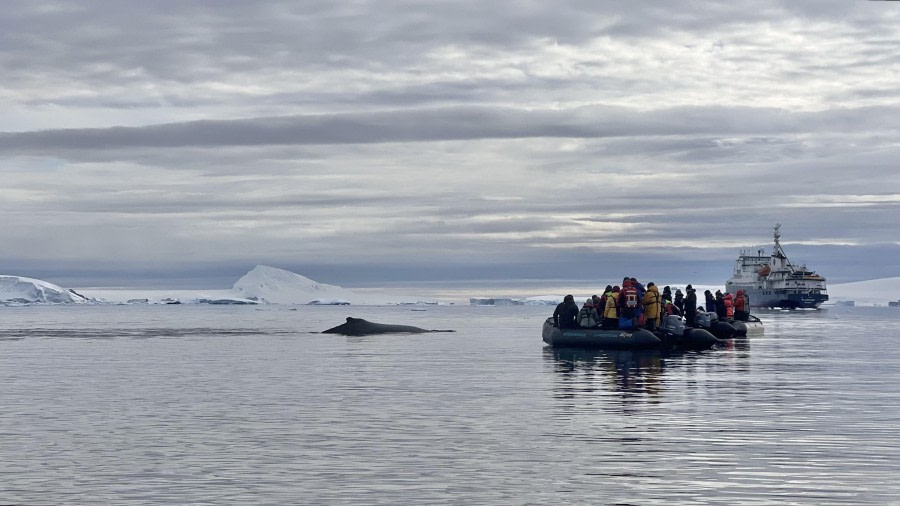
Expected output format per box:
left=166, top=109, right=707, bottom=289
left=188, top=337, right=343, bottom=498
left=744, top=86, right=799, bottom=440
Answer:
left=674, top=288, right=685, bottom=315
left=715, top=290, right=727, bottom=319
left=662, top=286, right=672, bottom=304
left=704, top=290, right=716, bottom=312
left=553, top=294, right=580, bottom=329
left=684, top=285, right=698, bottom=327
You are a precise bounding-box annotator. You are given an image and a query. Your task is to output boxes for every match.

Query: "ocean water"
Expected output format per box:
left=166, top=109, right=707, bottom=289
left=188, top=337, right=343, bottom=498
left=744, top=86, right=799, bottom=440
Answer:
left=1, top=304, right=899, bottom=505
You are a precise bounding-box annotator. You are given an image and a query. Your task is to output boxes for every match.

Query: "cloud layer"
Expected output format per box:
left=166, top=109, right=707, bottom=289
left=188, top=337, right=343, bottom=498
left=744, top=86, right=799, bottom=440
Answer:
left=2, top=1, right=899, bottom=287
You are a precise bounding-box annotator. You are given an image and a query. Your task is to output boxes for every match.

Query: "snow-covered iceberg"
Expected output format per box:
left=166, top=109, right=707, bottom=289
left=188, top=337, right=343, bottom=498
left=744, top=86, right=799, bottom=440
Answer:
left=0, top=275, right=91, bottom=305
left=193, top=297, right=260, bottom=305
left=77, top=265, right=434, bottom=305
left=306, top=298, right=351, bottom=305
left=232, top=265, right=364, bottom=305
left=826, top=277, right=900, bottom=307
left=469, top=297, right=524, bottom=306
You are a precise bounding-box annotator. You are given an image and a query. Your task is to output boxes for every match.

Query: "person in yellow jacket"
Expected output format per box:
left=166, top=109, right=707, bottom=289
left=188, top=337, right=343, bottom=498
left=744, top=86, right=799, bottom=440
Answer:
left=641, top=282, right=661, bottom=331
left=602, top=286, right=620, bottom=329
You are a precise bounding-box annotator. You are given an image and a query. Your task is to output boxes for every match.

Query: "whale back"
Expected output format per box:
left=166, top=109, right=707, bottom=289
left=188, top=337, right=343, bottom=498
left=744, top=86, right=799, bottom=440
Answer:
left=323, top=317, right=432, bottom=336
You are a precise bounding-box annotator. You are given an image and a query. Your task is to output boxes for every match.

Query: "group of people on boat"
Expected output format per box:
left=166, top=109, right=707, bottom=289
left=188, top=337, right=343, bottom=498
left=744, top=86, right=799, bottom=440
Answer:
left=702, top=289, right=750, bottom=322
left=552, top=277, right=751, bottom=331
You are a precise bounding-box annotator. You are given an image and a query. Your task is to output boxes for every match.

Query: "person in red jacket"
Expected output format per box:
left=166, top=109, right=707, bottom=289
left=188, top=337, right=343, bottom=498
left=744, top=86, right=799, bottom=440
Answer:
left=724, top=292, right=734, bottom=319
left=734, top=290, right=749, bottom=321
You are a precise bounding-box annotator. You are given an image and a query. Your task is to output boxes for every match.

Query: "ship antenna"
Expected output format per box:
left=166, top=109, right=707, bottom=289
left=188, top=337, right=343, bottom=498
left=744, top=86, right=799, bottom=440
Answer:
left=773, top=223, right=792, bottom=267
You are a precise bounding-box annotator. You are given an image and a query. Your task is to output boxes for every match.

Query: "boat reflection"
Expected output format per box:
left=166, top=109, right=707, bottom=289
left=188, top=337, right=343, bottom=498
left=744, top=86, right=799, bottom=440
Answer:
left=543, top=339, right=752, bottom=403
left=544, top=347, right=669, bottom=399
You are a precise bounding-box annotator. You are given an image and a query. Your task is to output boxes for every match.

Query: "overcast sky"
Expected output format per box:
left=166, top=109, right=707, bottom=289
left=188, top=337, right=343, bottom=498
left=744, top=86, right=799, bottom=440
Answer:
left=2, top=1, right=899, bottom=289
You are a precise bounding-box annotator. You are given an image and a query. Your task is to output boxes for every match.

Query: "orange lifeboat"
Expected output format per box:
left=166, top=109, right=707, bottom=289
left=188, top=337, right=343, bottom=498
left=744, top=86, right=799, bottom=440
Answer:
left=757, top=264, right=771, bottom=277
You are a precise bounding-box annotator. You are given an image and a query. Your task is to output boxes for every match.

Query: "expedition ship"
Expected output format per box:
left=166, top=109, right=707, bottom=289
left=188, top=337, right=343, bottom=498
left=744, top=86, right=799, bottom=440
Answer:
left=725, top=224, right=828, bottom=309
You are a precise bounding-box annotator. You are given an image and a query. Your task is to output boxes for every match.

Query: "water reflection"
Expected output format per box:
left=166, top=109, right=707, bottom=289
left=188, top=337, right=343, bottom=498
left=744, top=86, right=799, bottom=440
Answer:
left=545, top=347, right=668, bottom=399
left=717, top=336, right=751, bottom=354
left=544, top=338, right=753, bottom=402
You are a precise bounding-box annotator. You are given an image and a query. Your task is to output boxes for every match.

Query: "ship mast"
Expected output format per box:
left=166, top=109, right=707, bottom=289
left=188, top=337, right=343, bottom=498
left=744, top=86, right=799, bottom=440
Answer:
left=773, top=223, right=782, bottom=253
left=772, top=223, right=793, bottom=268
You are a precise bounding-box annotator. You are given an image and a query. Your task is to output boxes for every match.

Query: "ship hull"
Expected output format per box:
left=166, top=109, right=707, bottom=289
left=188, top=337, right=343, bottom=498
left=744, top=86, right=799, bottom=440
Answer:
left=727, top=284, right=828, bottom=309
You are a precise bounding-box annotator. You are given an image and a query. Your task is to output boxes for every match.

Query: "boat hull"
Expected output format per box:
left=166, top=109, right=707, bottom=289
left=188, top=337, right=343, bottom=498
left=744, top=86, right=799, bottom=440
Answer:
left=542, top=318, right=661, bottom=349
left=741, top=320, right=765, bottom=335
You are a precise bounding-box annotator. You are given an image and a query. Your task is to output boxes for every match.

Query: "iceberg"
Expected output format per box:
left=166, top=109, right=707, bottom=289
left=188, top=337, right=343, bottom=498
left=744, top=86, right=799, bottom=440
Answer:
left=524, top=296, right=565, bottom=306
left=192, top=297, right=259, bottom=305
left=469, top=295, right=568, bottom=306
left=469, top=297, right=524, bottom=306
left=306, top=298, right=351, bottom=305
left=232, top=265, right=365, bottom=305
left=1, top=275, right=92, bottom=305
left=76, top=265, right=436, bottom=305
left=826, top=277, right=900, bottom=307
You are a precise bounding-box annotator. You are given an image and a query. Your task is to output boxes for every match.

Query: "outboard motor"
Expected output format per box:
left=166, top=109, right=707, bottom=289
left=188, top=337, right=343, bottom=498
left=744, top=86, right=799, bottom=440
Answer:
left=730, top=320, right=748, bottom=337
left=694, top=311, right=712, bottom=329
left=663, top=313, right=721, bottom=350
left=658, top=314, right=685, bottom=346
left=662, top=314, right=685, bottom=336
left=706, top=312, right=737, bottom=339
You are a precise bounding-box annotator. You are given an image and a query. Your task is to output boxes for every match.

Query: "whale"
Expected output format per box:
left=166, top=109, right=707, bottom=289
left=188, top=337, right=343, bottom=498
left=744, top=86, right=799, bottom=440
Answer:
left=322, top=317, right=455, bottom=336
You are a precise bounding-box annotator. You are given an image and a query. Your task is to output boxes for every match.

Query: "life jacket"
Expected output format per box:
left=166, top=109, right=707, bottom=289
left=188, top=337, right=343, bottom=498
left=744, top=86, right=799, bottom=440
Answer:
left=620, top=281, right=639, bottom=317
left=724, top=293, right=734, bottom=318
left=578, top=306, right=598, bottom=327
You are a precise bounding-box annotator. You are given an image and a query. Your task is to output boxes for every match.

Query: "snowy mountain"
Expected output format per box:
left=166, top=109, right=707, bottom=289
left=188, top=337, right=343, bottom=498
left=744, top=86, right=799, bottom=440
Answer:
left=0, top=275, right=91, bottom=305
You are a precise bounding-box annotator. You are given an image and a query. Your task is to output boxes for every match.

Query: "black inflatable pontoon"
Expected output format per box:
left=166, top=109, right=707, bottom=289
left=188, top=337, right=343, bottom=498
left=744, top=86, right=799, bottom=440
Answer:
left=655, top=315, right=721, bottom=350
left=542, top=316, right=721, bottom=350
left=542, top=318, right=661, bottom=349
left=693, top=312, right=764, bottom=338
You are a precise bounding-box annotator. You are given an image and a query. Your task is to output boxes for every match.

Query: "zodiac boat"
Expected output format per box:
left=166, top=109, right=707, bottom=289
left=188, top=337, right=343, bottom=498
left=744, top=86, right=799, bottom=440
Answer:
left=542, top=315, right=720, bottom=350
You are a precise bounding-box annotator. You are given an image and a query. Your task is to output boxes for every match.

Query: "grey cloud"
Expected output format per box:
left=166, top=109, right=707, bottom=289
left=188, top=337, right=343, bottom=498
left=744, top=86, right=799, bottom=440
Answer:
left=3, top=1, right=900, bottom=287
left=4, top=104, right=900, bottom=153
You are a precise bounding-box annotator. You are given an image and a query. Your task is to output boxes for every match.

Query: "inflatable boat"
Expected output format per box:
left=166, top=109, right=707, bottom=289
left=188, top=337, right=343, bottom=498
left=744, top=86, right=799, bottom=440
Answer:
left=542, top=316, right=720, bottom=350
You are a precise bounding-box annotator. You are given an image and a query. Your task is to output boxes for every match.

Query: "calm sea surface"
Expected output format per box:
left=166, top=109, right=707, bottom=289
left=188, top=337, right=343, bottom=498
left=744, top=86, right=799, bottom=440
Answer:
left=2, top=304, right=899, bottom=505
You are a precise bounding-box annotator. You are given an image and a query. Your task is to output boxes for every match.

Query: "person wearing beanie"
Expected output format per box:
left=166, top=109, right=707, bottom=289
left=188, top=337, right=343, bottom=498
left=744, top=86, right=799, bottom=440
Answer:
left=684, top=285, right=698, bottom=326
left=715, top=290, right=726, bottom=319
left=603, top=286, right=621, bottom=329
left=704, top=289, right=716, bottom=312
left=553, top=294, right=580, bottom=329
left=578, top=298, right=601, bottom=328
left=598, top=285, right=612, bottom=314
left=641, top=282, right=661, bottom=331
